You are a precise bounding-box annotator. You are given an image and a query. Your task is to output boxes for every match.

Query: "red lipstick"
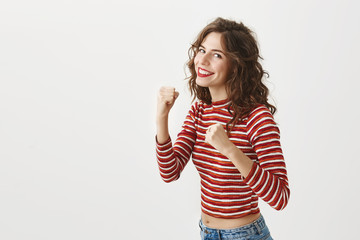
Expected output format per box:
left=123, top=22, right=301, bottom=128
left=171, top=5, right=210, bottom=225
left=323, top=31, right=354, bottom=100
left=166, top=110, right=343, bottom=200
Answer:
left=197, top=67, right=214, bottom=77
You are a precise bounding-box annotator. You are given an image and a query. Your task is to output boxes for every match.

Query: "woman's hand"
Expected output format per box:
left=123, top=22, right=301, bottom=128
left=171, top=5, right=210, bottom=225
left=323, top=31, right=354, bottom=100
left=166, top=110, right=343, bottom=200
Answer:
left=157, top=86, right=179, bottom=119
left=156, top=86, right=179, bottom=144
left=205, top=123, right=236, bottom=157
left=206, top=123, right=254, bottom=177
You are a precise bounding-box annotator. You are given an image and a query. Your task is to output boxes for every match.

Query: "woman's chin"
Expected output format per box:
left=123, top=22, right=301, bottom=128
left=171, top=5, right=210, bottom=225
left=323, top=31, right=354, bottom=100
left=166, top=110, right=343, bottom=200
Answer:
left=195, top=78, right=209, bottom=88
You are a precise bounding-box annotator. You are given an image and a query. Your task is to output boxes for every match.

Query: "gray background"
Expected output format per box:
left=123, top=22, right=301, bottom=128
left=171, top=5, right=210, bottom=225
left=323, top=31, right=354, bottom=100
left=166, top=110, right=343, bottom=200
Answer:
left=1, top=0, right=359, bottom=239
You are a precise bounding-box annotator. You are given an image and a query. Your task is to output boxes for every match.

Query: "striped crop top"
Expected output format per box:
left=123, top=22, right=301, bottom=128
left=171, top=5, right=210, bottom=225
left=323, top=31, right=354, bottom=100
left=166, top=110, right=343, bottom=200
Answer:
left=156, top=99, right=290, bottom=219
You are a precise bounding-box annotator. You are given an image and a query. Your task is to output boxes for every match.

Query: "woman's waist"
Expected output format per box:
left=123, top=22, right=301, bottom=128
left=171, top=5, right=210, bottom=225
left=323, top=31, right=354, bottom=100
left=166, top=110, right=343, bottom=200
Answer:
left=201, top=211, right=262, bottom=230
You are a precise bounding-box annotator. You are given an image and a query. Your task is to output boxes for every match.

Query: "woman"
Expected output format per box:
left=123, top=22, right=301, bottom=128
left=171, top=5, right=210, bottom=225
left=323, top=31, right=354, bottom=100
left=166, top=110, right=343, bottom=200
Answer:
left=156, top=17, right=289, bottom=240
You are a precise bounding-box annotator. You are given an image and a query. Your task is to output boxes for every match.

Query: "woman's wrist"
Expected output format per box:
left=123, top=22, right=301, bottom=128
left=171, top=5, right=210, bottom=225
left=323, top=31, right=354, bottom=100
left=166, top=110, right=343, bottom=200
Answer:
left=221, top=142, right=239, bottom=159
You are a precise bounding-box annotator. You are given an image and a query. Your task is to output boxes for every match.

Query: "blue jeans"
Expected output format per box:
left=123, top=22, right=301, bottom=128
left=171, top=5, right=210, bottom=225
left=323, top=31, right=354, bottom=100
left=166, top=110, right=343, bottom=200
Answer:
left=199, top=214, right=273, bottom=240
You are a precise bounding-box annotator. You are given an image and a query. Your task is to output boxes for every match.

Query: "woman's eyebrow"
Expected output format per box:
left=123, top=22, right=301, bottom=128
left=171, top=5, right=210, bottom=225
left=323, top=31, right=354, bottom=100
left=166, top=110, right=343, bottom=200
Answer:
left=199, top=44, right=224, bottom=54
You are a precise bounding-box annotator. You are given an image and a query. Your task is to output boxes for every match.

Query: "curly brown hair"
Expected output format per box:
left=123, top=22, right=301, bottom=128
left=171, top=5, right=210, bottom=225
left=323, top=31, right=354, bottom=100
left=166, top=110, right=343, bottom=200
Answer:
left=186, top=17, right=276, bottom=133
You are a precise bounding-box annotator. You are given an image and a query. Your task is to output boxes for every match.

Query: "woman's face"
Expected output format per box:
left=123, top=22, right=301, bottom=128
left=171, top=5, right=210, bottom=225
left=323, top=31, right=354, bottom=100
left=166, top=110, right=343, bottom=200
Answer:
left=194, top=32, right=231, bottom=99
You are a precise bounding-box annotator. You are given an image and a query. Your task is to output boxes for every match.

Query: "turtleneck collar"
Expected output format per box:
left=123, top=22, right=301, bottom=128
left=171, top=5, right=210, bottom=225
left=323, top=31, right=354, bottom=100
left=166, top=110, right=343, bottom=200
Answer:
left=208, top=98, right=231, bottom=109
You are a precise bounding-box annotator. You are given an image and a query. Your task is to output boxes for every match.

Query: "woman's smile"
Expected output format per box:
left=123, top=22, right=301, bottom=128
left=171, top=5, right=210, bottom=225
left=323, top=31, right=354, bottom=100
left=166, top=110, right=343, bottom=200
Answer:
left=197, top=67, right=214, bottom=77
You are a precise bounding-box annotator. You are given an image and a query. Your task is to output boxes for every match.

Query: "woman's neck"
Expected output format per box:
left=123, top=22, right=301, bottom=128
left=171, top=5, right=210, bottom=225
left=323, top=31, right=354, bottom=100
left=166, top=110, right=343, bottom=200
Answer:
left=209, top=87, right=228, bottom=102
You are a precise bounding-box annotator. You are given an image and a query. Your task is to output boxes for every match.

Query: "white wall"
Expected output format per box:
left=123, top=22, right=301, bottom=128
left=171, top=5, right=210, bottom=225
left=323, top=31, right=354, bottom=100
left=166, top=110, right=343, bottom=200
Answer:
left=1, top=0, right=359, bottom=239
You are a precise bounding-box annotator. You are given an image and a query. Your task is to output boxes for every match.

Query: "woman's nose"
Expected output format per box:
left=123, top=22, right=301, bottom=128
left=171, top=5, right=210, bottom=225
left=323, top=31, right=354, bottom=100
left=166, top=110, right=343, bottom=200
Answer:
left=199, top=53, right=210, bottom=65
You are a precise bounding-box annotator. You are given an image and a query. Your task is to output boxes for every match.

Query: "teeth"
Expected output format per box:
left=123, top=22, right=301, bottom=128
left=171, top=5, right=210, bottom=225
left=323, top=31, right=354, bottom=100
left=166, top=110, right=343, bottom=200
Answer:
left=199, top=69, right=212, bottom=75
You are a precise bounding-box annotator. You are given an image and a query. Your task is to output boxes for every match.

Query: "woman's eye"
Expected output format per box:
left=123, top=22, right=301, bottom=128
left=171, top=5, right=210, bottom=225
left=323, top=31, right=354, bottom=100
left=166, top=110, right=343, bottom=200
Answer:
left=199, top=48, right=205, bottom=53
left=214, top=53, right=222, bottom=58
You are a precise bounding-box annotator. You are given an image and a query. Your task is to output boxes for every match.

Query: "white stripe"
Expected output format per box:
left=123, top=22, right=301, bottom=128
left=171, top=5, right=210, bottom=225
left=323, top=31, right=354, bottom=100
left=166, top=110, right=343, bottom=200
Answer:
left=260, top=152, right=283, bottom=158
left=156, top=140, right=172, bottom=148
left=196, top=132, right=206, bottom=138
left=203, top=201, right=253, bottom=210
left=200, top=177, right=248, bottom=189
left=160, top=166, right=178, bottom=176
left=256, top=171, right=270, bottom=194
left=174, top=138, right=192, bottom=149
left=228, top=137, right=249, bottom=143
left=230, top=129, right=248, bottom=134
left=245, top=164, right=259, bottom=185
left=247, top=114, right=273, bottom=132
left=193, top=145, right=224, bottom=156
left=156, top=153, right=174, bottom=161
left=273, top=186, right=284, bottom=210
left=196, top=122, right=225, bottom=131
left=193, top=159, right=237, bottom=171
left=253, top=129, right=279, bottom=142
left=192, top=152, right=234, bottom=165
left=161, top=174, right=177, bottom=182
left=266, top=180, right=280, bottom=204
left=230, top=122, right=247, bottom=128
left=156, top=147, right=172, bottom=154
left=174, top=140, right=193, bottom=153
left=198, top=171, right=243, bottom=183
left=183, top=118, right=194, bottom=124
left=262, top=166, right=287, bottom=172
left=157, top=151, right=175, bottom=162
left=202, top=207, right=249, bottom=216
left=201, top=183, right=253, bottom=196
left=201, top=192, right=253, bottom=203
left=253, top=138, right=280, bottom=147
left=196, top=142, right=256, bottom=155
left=256, top=145, right=281, bottom=152
left=174, top=145, right=191, bottom=160
left=251, top=168, right=264, bottom=189
left=183, top=124, right=196, bottom=131
left=194, top=117, right=219, bottom=125
left=246, top=106, right=269, bottom=125
left=211, top=101, right=231, bottom=108
left=244, top=152, right=257, bottom=157
left=248, top=120, right=276, bottom=142
left=197, top=112, right=232, bottom=120
left=259, top=159, right=284, bottom=165
left=178, top=135, right=196, bottom=144
left=285, top=186, right=290, bottom=201
left=157, top=163, right=176, bottom=171
left=201, top=205, right=259, bottom=216
left=196, top=166, right=239, bottom=177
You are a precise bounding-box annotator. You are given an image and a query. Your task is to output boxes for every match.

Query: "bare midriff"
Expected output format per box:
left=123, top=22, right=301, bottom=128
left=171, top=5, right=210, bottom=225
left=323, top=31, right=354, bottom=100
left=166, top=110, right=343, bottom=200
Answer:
left=201, top=212, right=261, bottom=229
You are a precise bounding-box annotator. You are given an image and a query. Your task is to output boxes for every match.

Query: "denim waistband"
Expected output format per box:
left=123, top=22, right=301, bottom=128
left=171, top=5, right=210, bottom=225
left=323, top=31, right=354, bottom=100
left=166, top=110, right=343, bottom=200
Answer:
left=199, top=214, right=266, bottom=235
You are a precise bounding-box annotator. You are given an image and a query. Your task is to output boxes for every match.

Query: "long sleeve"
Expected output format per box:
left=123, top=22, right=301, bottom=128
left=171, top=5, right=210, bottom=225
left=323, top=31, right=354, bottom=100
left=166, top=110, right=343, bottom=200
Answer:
left=243, top=106, right=290, bottom=210
left=156, top=103, right=198, bottom=183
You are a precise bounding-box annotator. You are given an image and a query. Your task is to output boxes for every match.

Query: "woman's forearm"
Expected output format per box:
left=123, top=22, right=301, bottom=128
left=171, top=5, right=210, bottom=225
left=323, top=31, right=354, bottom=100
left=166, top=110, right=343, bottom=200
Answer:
left=223, top=143, right=254, bottom=179
left=156, top=114, right=170, bottom=144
